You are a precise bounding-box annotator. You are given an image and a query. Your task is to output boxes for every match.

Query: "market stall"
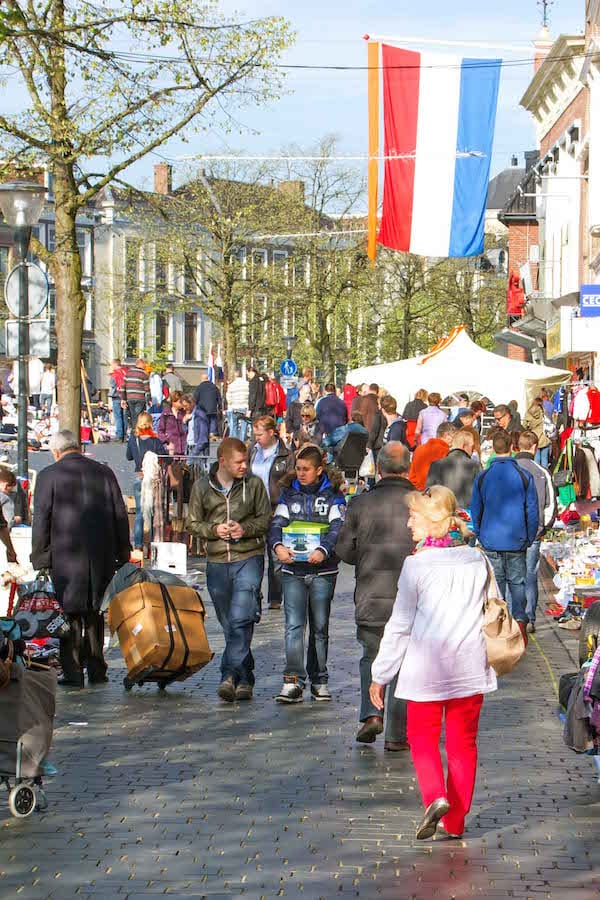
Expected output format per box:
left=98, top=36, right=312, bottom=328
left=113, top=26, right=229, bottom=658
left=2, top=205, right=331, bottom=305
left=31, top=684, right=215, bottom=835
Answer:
left=347, top=325, right=572, bottom=413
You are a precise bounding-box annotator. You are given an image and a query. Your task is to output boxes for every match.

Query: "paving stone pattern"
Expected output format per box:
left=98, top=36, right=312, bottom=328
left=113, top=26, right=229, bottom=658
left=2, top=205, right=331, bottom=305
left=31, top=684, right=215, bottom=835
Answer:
left=1, top=557, right=599, bottom=896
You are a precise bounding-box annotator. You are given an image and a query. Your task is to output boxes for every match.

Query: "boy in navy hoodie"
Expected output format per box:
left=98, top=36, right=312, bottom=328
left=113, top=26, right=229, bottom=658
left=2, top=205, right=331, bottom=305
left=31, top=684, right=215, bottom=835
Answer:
left=269, top=445, right=346, bottom=703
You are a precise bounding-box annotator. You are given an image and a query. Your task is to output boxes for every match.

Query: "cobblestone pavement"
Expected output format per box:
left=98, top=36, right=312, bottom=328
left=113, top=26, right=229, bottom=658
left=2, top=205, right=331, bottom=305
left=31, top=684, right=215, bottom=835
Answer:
left=1, top=559, right=599, bottom=900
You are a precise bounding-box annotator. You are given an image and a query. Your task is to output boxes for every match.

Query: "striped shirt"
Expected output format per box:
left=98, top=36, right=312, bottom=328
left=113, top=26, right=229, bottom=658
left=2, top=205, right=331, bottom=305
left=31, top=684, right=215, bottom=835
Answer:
left=121, top=365, right=149, bottom=403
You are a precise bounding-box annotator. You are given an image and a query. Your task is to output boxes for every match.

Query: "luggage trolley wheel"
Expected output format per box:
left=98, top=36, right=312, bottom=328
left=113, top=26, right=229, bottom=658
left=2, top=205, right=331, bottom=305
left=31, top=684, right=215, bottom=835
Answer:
left=157, top=680, right=167, bottom=692
left=8, top=784, right=36, bottom=818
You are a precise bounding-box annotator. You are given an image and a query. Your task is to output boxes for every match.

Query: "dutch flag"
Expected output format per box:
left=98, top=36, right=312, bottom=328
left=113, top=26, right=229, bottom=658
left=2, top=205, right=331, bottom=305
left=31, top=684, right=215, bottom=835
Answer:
left=378, top=46, right=501, bottom=259
left=207, top=341, right=215, bottom=383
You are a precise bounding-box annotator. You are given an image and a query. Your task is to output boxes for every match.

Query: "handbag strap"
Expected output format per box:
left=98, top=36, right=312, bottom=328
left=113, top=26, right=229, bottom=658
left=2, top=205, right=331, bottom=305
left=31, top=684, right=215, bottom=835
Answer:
left=476, top=548, right=495, bottom=610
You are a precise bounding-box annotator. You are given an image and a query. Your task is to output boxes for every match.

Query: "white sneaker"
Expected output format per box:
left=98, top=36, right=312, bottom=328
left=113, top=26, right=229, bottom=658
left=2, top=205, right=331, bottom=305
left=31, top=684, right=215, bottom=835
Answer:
left=310, top=683, right=332, bottom=701
left=275, top=681, right=303, bottom=703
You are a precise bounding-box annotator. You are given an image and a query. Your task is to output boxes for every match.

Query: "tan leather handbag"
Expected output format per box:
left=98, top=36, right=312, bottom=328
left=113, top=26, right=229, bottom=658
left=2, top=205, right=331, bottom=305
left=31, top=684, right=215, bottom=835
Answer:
left=480, top=552, right=526, bottom=676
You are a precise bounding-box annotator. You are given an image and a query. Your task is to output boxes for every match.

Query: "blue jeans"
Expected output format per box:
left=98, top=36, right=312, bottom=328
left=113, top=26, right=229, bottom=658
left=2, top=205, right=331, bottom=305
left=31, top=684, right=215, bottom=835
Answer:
left=132, top=477, right=144, bottom=550
left=357, top=624, right=407, bottom=742
left=322, top=426, right=347, bottom=463
left=282, top=572, right=336, bottom=686
left=40, top=393, right=52, bottom=416
left=207, top=413, right=219, bottom=437
left=112, top=398, right=127, bottom=440
left=226, top=410, right=248, bottom=441
left=206, top=555, right=264, bottom=686
left=535, top=446, right=550, bottom=468
left=486, top=549, right=528, bottom=623
left=525, top=539, right=541, bottom=623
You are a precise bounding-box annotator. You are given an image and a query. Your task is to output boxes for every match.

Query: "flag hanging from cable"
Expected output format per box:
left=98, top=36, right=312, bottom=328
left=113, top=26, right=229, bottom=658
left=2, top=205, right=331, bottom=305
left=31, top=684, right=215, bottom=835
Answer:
left=368, top=44, right=501, bottom=260
left=207, top=342, right=215, bottom=383
left=216, top=342, right=224, bottom=382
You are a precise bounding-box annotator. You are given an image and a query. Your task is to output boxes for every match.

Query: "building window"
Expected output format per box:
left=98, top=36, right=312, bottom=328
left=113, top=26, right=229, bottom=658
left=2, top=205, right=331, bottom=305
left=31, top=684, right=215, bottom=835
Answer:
left=273, top=250, right=288, bottom=285
left=253, top=249, right=267, bottom=269
left=155, top=260, right=167, bottom=292
left=126, top=314, right=139, bottom=358
left=125, top=240, right=140, bottom=289
left=155, top=311, right=168, bottom=353
left=184, top=261, right=198, bottom=296
left=184, top=312, right=198, bottom=361
left=293, top=257, right=306, bottom=287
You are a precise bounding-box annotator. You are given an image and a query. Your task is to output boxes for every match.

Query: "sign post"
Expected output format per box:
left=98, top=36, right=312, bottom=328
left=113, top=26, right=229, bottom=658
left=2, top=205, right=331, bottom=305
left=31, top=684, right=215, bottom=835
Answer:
left=280, top=358, right=298, bottom=378
left=580, top=284, right=600, bottom=317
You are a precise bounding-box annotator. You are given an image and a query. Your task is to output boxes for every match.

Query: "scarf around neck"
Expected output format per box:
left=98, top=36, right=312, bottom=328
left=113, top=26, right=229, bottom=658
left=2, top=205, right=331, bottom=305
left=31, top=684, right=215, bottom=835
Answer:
left=414, top=528, right=465, bottom=553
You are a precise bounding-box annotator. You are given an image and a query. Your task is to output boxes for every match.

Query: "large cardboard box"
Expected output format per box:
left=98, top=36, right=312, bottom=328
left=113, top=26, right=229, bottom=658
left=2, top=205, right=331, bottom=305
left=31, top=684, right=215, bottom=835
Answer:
left=107, top=582, right=213, bottom=682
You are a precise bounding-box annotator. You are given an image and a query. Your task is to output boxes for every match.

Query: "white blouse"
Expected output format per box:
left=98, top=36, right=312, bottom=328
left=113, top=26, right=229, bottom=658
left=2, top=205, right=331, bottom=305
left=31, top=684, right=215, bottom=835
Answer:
left=371, top=546, right=497, bottom=702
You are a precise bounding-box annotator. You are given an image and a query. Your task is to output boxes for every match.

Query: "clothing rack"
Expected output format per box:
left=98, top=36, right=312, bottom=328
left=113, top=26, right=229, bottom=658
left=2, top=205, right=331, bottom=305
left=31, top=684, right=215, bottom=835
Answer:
left=155, top=455, right=212, bottom=542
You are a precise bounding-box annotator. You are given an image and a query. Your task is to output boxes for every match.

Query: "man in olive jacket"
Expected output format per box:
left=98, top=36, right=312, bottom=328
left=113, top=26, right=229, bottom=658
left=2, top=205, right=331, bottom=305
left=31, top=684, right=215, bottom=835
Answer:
left=336, top=442, right=415, bottom=750
left=187, top=437, right=271, bottom=702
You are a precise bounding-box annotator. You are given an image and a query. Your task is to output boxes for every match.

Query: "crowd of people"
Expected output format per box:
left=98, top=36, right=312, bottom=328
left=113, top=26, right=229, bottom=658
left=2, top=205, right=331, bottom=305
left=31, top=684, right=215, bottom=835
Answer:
left=179, top=374, right=561, bottom=839
left=29, top=356, right=567, bottom=842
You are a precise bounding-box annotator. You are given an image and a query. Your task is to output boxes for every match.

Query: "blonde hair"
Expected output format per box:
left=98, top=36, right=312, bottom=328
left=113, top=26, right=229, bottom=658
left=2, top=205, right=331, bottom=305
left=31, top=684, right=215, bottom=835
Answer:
left=415, top=388, right=428, bottom=402
left=300, top=403, right=316, bottom=422
left=459, top=425, right=481, bottom=457
left=134, top=411, right=154, bottom=435
left=406, top=485, right=471, bottom=540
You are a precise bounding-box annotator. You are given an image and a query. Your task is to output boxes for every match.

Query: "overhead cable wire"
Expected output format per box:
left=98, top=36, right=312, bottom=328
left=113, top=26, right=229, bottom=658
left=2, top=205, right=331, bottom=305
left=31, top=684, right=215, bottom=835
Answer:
left=97, top=46, right=597, bottom=72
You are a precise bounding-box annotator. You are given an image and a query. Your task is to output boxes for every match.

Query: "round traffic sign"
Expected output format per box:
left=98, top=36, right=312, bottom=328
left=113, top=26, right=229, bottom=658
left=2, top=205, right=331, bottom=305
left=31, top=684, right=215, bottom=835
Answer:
left=280, top=358, right=298, bottom=377
left=4, top=262, right=49, bottom=319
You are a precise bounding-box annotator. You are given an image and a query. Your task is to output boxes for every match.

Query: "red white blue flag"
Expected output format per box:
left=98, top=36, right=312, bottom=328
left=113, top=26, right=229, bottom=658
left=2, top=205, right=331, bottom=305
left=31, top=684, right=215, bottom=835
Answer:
left=374, top=46, right=501, bottom=259
left=207, top=341, right=215, bottom=383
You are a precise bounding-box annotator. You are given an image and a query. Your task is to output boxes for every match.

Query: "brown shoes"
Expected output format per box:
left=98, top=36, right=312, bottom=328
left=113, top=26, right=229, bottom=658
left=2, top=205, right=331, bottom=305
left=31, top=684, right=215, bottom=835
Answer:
left=356, top=716, right=384, bottom=743
left=235, top=683, right=253, bottom=701
left=217, top=677, right=237, bottom=702
left=384, top=740, right=409, bottom=752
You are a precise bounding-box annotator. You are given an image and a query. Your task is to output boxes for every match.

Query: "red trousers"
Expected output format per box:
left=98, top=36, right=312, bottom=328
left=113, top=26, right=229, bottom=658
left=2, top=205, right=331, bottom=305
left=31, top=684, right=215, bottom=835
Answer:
left=407, top=693, right=483, bottom=835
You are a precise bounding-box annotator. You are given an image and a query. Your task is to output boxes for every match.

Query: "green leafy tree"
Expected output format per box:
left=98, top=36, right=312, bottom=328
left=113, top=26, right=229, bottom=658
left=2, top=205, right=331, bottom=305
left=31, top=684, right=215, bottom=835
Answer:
left=0, top=0, right=292, bottom=431
left=122, top=163, right=303, bottom=379
left=283, top=137, right=373, bottom=382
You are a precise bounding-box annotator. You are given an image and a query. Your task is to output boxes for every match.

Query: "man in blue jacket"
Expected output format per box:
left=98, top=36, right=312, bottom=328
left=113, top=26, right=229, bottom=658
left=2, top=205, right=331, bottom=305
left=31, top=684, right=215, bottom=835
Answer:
left=471, top=429, right=539, bottom=637
left=316, top=383, right=348, bottom=462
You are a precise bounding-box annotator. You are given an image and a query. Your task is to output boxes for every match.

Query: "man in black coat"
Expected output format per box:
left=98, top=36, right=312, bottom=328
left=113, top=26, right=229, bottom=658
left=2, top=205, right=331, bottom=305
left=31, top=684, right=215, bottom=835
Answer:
left=31, top=430, right=131, bottom=687
left=426, top=429, right=481, bottom=510
left=247, top=367, right=267, bottom=418
left=194, top=374, right=222, bottom=437
left=336, top=442, right=415, bottom=750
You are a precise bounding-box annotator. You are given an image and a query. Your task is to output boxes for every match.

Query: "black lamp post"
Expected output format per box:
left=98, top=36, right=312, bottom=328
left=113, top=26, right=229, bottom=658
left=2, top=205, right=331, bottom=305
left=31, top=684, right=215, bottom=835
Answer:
left=0, top=182, right=47, bottom=492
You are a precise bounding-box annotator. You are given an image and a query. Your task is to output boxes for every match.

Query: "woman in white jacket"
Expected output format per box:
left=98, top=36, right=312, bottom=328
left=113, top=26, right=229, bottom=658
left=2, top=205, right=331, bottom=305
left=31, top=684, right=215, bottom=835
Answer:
left=370, top=486, right=497, bottom=840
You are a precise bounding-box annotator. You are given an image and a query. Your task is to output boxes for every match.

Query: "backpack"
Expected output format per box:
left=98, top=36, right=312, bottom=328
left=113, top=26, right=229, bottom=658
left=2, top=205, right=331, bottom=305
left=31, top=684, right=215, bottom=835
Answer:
left=264, top=380, right=278, bottom=408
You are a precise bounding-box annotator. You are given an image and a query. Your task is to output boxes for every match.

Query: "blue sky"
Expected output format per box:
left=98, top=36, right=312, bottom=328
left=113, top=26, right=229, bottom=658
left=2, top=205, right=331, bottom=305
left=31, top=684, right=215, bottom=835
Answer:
left=131, top=0, right=582, bottom=193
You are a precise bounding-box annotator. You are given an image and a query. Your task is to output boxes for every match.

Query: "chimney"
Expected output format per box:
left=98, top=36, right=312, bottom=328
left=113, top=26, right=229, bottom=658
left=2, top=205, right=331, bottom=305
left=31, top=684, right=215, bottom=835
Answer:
left=511, top=154, right=519, bottom=167
left=278, top=179, right=305, bottom=202
left=534, top=26, right=553, bottom=73
left=524, top=150, right=538, bottom=172
left=154, top=162, right=173, bottom=195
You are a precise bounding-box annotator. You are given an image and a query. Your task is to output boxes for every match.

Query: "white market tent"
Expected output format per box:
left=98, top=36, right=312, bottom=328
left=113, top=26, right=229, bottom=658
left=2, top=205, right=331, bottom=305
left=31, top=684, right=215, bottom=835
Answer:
left=347, top=326, right=571, bottom=414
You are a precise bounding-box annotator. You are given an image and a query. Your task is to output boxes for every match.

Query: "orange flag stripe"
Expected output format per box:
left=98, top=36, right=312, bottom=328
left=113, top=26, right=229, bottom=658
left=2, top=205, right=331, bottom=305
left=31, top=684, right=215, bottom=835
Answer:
left=367, top=41, right=380, bottom=266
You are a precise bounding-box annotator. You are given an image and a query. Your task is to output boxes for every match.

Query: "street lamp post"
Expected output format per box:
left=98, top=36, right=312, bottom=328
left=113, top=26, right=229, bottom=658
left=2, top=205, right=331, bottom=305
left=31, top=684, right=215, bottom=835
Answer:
left=0, top=182, right=47, bottom=494
left=282, top=335, right=297, bottom=359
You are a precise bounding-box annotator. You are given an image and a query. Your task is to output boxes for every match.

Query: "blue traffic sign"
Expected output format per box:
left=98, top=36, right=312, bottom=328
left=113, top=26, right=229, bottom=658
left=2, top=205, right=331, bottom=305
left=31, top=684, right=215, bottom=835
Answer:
left=280, top=358, right=298, bottom=377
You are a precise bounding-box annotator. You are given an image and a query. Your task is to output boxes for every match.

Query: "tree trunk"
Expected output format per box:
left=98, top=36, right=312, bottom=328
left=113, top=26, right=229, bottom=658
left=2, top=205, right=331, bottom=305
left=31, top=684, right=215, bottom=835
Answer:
left=222, top=314, right=237, bottom=383
left=321, top=334, right=335, bottom=383
left=51, top=170, right=85, bottom=436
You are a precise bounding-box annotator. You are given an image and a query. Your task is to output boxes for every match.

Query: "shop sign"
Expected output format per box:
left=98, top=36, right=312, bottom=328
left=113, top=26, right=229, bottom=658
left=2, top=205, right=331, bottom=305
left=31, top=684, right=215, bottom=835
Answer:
left=580, top=283, right=600, bottom=317
left=546, top=319, right=561, bottom=358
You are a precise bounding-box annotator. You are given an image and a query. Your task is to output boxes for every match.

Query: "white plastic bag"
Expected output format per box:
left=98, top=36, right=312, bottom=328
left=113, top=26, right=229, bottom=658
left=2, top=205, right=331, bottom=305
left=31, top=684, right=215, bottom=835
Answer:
left=359, top=449, right=375, bottom=478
